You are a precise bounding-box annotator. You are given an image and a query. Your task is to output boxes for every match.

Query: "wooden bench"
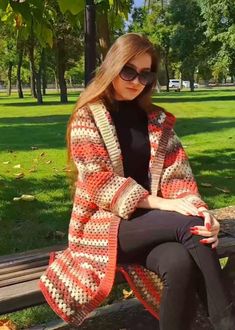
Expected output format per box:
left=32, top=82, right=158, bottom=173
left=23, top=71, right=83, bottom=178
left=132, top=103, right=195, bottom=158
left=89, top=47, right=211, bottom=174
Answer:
left=1, top=206, right=235, bottom=316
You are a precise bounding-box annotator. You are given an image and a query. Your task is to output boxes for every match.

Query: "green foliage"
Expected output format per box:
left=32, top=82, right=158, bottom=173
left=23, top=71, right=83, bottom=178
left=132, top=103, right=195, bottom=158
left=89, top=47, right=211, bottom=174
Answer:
left=199, top=0, right=235, bottom=80
left=57, top=0, right=84, bottom=15
left=0, top=0, right=53, bottom=48
left=169, top=0, right=205, bottom=82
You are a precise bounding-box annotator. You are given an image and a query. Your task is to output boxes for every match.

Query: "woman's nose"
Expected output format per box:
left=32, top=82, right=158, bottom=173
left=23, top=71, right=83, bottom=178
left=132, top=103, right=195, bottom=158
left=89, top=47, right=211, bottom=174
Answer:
left=132, top=76, right=140, bottom=85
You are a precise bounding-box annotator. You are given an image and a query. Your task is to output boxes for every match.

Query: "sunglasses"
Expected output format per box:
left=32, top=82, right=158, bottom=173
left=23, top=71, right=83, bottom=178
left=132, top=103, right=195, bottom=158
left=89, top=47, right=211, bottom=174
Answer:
left=119, top=65, right=156, bottom=86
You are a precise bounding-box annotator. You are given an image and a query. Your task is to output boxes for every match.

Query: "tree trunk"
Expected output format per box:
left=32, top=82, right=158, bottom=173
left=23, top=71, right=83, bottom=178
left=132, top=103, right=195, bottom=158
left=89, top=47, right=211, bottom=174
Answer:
left=57, top=37, right=67, bottom=103
left=97, top=9, right=110, bottom=61
left=164, top=50, right=170, bottom=92
left=35, top=49, right=44, bottom=105
left=29, top=44, right=37, bottom=98
left=190, top=77, right=195, bottom=92
left=7, top=62, right=13, bottom=96
left=17, top=45, right=24, bottom=99
left=54, top=71, right=59, bottom=91
left=41, top=49, right=47, bottom=96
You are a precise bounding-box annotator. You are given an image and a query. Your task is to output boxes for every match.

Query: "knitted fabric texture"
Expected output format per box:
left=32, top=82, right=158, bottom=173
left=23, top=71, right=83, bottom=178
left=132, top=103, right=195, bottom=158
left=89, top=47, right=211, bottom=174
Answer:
left=39, top=100, right=207, bottom=326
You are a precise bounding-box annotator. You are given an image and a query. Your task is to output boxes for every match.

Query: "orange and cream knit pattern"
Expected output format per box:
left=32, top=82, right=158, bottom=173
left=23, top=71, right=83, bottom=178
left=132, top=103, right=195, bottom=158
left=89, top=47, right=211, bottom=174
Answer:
left=38, top=100, right=208, bottom=326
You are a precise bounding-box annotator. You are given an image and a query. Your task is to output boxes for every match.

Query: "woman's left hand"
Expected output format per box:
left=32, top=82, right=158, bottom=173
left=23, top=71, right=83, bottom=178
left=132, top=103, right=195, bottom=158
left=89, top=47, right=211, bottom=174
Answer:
left=190, top=207, right=220, bottom=249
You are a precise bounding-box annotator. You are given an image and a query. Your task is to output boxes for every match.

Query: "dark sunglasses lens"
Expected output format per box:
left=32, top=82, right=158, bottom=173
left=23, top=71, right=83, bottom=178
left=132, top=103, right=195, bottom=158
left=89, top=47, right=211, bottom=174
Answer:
left=139, top=71, right=156, bottom=86
left=119, top=66, right=137, bottom=81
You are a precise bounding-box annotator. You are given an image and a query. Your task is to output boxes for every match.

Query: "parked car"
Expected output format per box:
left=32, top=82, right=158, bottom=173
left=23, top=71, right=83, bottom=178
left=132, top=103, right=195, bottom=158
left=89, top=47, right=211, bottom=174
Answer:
left=169, top=79, right=181, bottom=91
left=182, top=80, right=199, bottom=88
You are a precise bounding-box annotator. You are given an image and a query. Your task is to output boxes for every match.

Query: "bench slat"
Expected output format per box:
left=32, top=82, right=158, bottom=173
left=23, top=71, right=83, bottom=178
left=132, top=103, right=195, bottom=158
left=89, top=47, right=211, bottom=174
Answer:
left=0, top=244, right=66, bottom=269
left=0, top=259, right=49, bottom=276
left=0, top=266, right=47, bottom=287
left=0, top=279, right=44, bottom=314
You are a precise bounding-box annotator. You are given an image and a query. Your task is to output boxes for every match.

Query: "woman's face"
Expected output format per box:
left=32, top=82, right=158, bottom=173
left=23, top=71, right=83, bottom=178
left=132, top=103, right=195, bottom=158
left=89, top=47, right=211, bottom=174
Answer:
left=112, top=52, right=152, bottom=101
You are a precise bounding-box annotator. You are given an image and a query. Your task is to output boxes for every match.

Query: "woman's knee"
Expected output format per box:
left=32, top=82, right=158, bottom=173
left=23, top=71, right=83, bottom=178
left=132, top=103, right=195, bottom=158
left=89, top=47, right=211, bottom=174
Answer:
left=176, top=216, right=204, bottom=244
left=146, top=242, right=197, bottom=286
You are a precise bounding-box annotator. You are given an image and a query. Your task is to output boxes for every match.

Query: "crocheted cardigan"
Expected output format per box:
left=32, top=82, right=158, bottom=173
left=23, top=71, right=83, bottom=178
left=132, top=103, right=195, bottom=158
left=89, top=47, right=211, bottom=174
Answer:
left=39, top=100, right=207, bottom=326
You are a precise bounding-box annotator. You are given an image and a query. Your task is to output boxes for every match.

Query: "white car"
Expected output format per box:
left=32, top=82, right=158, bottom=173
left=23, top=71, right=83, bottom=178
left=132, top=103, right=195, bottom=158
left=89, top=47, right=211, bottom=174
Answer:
left=182, top=80, right=199, bottom=88
left=169, top=79, right=181, bottom=91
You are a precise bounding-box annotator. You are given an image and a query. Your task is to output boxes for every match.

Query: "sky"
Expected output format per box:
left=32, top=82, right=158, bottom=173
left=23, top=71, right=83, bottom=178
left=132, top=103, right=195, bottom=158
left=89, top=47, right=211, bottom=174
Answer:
left=134, top=0, right=145, bottom=8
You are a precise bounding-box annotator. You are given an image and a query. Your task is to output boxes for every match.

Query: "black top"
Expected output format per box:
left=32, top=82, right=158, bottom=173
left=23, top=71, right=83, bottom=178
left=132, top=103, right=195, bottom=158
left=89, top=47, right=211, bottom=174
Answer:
left=109, top=100, right=150, bottom=191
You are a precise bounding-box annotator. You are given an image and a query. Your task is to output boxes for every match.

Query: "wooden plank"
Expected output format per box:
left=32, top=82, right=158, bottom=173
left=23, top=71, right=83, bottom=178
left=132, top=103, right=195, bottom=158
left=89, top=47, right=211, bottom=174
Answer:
left=0, top=279, right=45, bottom=315
left=0, top=244, right=66, bottom=265
left=0, top=259, right=48, bottom=276
left=0, top=266, right=47, bottom=287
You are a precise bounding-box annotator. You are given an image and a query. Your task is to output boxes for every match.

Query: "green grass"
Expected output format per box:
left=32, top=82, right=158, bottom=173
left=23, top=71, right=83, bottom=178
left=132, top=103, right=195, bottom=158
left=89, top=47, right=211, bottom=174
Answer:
left=0, top=88, right=234, bottom=328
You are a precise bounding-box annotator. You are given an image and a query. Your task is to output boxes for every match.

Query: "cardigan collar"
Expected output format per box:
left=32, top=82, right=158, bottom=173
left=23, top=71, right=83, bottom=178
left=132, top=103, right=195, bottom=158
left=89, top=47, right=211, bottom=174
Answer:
left=88, top=100, right=175, bottom=196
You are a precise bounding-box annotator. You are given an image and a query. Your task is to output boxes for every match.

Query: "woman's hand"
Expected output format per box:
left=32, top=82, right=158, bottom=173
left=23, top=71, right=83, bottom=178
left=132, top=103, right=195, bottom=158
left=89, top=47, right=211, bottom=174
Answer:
left=137, top=195, right=200, bottom=216
left=191, top=207, right=220, bottom=249
left=158, top=197, right=200, bottom=216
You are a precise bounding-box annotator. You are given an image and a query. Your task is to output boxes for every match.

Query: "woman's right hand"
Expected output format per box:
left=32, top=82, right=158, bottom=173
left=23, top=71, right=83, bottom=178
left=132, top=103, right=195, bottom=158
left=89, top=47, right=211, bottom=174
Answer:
left=158, top=197, right=200, bottom=216
left=137, top=195, right=200, bottom=216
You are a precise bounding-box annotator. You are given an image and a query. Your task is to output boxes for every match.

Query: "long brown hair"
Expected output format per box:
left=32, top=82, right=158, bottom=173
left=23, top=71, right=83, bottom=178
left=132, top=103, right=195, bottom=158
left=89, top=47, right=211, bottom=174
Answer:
left=66, top=33, right=160, bottom=199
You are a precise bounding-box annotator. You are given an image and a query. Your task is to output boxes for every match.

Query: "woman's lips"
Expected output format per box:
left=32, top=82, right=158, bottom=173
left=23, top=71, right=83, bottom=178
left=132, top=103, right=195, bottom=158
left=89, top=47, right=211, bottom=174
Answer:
left=127, top=87, right=138, bottom=92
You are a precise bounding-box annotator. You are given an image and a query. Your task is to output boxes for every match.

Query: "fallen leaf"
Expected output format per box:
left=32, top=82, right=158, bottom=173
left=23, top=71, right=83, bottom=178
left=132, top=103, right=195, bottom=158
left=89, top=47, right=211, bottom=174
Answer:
left=55, top=231, right=65, bottom=239
left=40, top=152, right=45, bottom=157
left=14, top=172, right=25, bottom=179
left=0, top=319, right=17, bottom=330
left=13, top=194, right=36, bottom=202
left=200, top=183, right=212, bottom=188
left=21, top=194, right=36, bottom=201
left=63, top=167, right=72, bottom=172
left=3, top=161, right=10, bottom=165
left=45, top=160, right=52, bottom=164
left=13, top=197, right=21, bottom=201
left=122, top=288, right=133, bottom=299
left=215, top=187, right=230, bottom=194
left=31, top=146, right=38, bottom=150
left=13, top=164, right=21, bottom=169
left=29, top=168, right=37, bottom=173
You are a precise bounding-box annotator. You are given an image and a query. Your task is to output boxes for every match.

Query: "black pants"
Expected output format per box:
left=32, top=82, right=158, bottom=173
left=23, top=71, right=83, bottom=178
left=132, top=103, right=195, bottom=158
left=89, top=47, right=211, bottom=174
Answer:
left=117, top=209, right=232, bottom=330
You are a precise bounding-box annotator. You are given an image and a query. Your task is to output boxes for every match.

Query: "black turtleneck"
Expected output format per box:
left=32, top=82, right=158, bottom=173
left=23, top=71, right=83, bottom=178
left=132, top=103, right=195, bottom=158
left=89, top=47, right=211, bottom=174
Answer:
left=108, top=100, right=150, bottom=191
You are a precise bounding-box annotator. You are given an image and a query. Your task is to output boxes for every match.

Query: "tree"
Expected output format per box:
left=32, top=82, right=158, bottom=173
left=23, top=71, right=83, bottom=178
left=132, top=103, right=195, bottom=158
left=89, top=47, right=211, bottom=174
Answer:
left=0, top=0, right=53, bottom=103
left=129, top=3, right=174, bottom=91
left=169, top=0, right=206, bottom=91
left=199, top=0, right=235, bottom=82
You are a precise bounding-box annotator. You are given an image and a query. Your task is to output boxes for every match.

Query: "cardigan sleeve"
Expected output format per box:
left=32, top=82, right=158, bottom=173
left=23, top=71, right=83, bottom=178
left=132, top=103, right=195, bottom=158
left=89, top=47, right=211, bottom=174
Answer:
left=159, top=129, right=208, bottom=209
left=70, top=106, right=149, bottom=220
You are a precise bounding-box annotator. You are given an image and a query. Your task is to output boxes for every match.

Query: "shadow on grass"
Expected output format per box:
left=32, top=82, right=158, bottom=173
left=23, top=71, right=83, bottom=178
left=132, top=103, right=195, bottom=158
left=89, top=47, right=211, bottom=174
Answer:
left=2, top=100, right=76, bottom=107
left=189, top=148, right=235, bottom=204
left=174, top=117, right=235, bottom=137
left=0, top=114, right=70, bottom=125
left=0, top=115, right=234, bottom=151
left=152, top=89, right=235, bottom=103
left=0, top=174, right=72, bottom=255
left=0, top=116, right=69, bottom=151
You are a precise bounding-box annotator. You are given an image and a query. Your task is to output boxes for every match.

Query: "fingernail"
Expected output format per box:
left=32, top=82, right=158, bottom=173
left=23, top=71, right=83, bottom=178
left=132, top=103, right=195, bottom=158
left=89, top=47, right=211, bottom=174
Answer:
left=206, top=223, right=211, bottom=230
left=199, top=239, right=208, bottom=243
left=190, top=226, right=198, bottom=230
left=191, top=230, right=199, bottom=235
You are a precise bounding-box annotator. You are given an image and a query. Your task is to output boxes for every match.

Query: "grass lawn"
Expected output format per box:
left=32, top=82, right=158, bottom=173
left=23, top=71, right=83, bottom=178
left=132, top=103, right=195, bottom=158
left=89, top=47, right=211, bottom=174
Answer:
left=0, top=88, right=234, bottom=328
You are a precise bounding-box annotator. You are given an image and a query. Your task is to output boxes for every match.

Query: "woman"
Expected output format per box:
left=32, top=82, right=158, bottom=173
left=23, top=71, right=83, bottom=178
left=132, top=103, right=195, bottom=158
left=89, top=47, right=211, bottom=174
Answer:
left=39, top=33, right=235, bottom=329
